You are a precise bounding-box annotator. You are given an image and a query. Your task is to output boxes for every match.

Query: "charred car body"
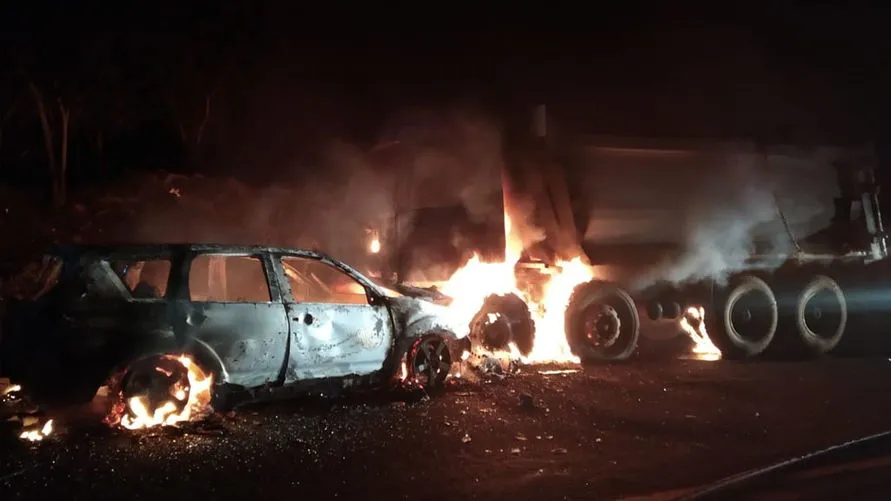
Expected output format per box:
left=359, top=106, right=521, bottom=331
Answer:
left=0, top=244, right=469, bottom=410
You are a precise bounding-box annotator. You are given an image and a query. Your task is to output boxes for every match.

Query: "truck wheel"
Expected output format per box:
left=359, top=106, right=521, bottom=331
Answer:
left=793, top=275, right=847, bottom=355
left=565, top=282, right=640, bottom=362
left=706, top=275, right=778, bottom=358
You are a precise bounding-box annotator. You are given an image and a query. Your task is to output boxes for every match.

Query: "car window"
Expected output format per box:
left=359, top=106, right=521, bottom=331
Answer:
left=189, top=254, right=271, bottom=303
left=110, top=259, right=171, bottom=299
left=281, top=257, right=369, bottom=305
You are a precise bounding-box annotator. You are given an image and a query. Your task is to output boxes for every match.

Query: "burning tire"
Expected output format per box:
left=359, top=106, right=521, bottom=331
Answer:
left=113, top=354, right=214, bottom=429
left=792, top=275, right=847, bottom=355
left=407, top=335, right=453, bottom=392
left=705, top=274, right=778, bottom=359
left=469, top=293, right=536, bottom=356
left=564, top=281, right=640, bottom=362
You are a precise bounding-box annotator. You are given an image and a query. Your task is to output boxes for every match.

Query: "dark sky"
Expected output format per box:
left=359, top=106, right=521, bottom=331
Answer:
left=1, top=2, right=890, bottom=182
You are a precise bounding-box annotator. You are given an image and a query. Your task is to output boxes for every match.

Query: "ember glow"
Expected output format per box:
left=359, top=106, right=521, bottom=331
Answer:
left=20, top=419, right=53, bottom=442
left=116, top=355, right=214, bottom=430
left=440, top=214, right=592, bottom=364
left=679, top=306, right=722, bottom=360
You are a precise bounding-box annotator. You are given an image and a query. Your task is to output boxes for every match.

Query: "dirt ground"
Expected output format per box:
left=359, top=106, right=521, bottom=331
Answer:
left=2, top=344, right=891, bottom=501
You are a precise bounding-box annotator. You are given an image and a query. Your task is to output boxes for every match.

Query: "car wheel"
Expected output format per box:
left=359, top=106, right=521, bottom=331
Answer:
left=117, top=355, right=196, bottom=428
left=469, top=292, right=536, bottom=356
left=408, top=335, right=453, bottom=392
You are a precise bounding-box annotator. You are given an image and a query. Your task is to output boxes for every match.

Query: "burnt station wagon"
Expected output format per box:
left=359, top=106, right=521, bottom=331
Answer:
left=0, top=244, right=469, bottom=410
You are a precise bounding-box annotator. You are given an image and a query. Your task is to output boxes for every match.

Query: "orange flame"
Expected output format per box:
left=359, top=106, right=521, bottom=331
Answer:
left=440, top=214, right=592, bottom=365
left=679, top=306, right=722, bottom=360
left=119, top=355, right=214, bottom=430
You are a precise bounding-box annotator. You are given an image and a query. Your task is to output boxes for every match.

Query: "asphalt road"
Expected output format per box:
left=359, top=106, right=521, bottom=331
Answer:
left=2, top=344, right=891, bottom=501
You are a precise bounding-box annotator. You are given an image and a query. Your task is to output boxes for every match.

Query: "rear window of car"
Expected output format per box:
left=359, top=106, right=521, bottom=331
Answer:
left=1, top=254, right=64, bottom=300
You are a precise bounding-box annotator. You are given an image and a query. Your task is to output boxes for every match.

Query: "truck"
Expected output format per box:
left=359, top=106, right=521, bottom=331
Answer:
left=368, top=106, right=888, bottom=363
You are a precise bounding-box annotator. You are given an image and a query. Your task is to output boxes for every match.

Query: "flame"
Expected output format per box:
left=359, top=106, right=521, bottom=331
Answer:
left=398, top=359, right=408, bottom=382
left=2, top=383, right=21, bottom=395
left=368, top=230, right=381, bottom=254
left=440, top=214, right=593, bottom=365
left=118, top=355, right=214, bottom=430
left=19, top=419, right=53, bottom=442
left=679, top=306, right=722, bottom=360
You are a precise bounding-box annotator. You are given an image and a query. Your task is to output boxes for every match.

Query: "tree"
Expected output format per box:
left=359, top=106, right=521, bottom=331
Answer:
left=134, top=8, right=256, bottom=170
left=26, top=78, right=70, bottom=207
left=0, top=74, right=24, bottom=169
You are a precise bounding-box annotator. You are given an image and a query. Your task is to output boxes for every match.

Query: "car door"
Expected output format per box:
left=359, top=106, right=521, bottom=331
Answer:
left=183, top=252, right=289, bottom=388
left=277, top=255, right=394, bottom=381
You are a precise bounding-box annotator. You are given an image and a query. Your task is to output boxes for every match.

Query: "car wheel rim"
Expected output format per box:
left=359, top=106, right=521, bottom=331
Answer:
left=411, top=338, right=451, bottom=388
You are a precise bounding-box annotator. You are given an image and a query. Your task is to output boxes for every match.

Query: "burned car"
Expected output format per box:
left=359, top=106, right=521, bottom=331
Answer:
left=0, top=244, right=469, bottom=419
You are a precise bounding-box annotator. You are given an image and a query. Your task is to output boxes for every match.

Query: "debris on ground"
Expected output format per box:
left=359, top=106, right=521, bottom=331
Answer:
left=519, top=393, right=536, bottom=409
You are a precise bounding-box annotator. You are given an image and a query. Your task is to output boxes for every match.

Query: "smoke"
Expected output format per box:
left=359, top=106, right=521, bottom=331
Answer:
left=632, top=155, right=793, bottom=290
left=504, top=192, right=547, bottom=256
left=123, top=106, right=508, bottom=280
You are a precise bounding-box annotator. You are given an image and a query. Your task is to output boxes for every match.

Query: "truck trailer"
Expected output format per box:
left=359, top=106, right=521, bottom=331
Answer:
left=518, top=106, right=887, bottom=363
left=369, top=106, right=888, bottom=363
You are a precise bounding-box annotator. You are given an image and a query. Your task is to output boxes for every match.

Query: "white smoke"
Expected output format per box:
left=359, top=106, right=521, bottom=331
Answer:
left=633, top=155, right=794, bottom=290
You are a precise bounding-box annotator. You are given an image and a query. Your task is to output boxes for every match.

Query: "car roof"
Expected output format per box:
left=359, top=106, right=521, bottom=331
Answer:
left=44, top=243, right=379, bottom=290
left=49, top=243, right=330, bottom=258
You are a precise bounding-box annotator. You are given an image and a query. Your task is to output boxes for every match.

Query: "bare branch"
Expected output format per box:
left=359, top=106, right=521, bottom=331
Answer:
left=58, top=100, right=70, bottom=207
left=27, top=81, right=57, bottom=178
left=194, top=92, right=213, bottom=147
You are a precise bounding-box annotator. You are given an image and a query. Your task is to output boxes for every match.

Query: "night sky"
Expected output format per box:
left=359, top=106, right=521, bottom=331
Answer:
left=1, top=2, right=889, bottom=185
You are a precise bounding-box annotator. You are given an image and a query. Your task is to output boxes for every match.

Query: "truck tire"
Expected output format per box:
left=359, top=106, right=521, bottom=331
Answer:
left=706, top=274, right=778, bottom=359
left=565, top=281, right=640, bottom=362
left=792, top=275, right=847, bottom=355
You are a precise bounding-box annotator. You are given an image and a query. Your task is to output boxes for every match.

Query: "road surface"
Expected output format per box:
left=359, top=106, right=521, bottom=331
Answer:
left=2, top=347, right=891, bottom=501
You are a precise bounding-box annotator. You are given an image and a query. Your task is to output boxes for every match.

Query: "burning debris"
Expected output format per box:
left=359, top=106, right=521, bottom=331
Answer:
left=679, top=306, right=722, bottom=360
left=1, top=380, right=55, bottom=442
left=19, top=418, right=53, bottom=442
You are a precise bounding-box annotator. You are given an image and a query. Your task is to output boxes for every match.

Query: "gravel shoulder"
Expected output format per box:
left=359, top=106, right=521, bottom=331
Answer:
left=2, top=355, right=891, bottom=501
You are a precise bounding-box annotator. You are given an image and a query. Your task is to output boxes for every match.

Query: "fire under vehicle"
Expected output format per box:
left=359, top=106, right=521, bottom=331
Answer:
left=0, top=244, right=470, bottom=420
left=372, top=106, right=888, bottom=363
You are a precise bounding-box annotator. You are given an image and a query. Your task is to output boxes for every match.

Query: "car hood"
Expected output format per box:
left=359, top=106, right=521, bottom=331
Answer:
left=387, top=295, right=469, bottom=340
